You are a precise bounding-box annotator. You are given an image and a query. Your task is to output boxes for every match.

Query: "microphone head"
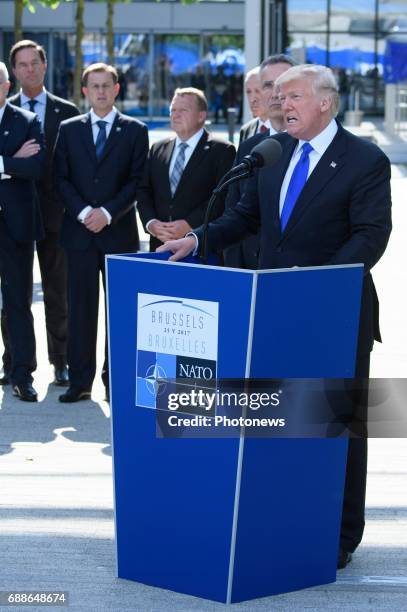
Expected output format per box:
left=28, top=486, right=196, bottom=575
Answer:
left=250, top=137, right=282, bottom=168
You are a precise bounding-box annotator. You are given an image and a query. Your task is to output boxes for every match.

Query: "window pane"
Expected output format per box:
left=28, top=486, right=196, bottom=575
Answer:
left=153, top=35, right=200, bottom=117
left=203, top=34, right=245, bottom=124
left=330, top=0, right=375, bottom=32
left=114, top=34, right=150, bottom=116
left=286, top=32, right=328, bottom=65
left=287, top=0, right=328, bottom=32
left=379, top=0, right=407, bottom=33
left=53, top=33, right=74, bottom=100
left=329, top=33, right=382, bottom=113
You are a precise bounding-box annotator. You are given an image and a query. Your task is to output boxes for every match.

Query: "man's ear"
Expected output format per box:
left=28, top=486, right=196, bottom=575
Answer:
left=320, top=95, right=331, bottom=113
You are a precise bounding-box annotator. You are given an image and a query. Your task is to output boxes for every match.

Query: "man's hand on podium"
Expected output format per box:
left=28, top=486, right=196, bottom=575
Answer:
left=156, top=236, right=196, bottom=261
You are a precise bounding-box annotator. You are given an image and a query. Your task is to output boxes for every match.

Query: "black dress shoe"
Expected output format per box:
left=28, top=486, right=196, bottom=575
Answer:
left=13, top=383, right=38, bottom=402
left=54, top=365, right=69, bottom=387
left=337, top=548, right=352, bottom=569
left=0, top=374, right=10, bottom=385
left=59, top=386, right=91, bottom=403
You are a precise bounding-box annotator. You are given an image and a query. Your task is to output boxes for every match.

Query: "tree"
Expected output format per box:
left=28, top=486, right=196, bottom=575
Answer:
left=14, top=0, right=60, bottom=42
left=73, top=0, right=85, bottom=106
left=105, top=0, right=115, bottom=66
left=14, top=0, right=200, bottom=107
left=104, top=0, right=200, bottom=67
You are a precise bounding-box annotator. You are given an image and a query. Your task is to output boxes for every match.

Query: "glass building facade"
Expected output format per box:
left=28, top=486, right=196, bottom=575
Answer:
left=1, top=0, right=406, bottom=118
left=286, top=0, right=407, bottom=114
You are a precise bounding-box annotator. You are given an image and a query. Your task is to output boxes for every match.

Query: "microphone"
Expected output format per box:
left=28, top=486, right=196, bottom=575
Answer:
left=199, top=137, right=282, bottom=264
left=231, top=137, right=282, bottom=174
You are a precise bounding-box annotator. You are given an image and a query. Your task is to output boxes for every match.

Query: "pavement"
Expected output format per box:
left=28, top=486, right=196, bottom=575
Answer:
left=0, top=123, right=406, bottom=612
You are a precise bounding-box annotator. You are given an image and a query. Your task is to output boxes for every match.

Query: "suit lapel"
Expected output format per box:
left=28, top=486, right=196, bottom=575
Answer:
left=174, top=130, right=209, bottom=196
left=44, top=93, right=60, bottom=137
left=163, top=138, right=176, bottom=199
left=8, top=94, right=21, bottom=108
left=80, top=112, right=97, bottom=163
left=280, top=127, right=347, bottom=240
left=0, top=104, right=15, bottom=153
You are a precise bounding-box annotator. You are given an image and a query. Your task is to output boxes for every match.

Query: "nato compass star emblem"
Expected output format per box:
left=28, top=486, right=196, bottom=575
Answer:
left=144, top=363, right=168, bottom=397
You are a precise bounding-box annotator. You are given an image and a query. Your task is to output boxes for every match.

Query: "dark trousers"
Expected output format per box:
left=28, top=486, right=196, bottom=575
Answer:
left=1, top=229, right=68, bottom=371
left=36, top=230, right=68, bottom=366
left=0, top=213, right=36, bottom=384
left=65, top=245, right=109, bottom=390
left=340, top=352, right=370, bottom=553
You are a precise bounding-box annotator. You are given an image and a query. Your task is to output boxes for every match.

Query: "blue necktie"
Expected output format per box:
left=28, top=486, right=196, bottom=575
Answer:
left=28, top=99, right=37, bottom=113
left=281, top=142, right=313, bottom=231
left=95, top=120, right=107, bottom=160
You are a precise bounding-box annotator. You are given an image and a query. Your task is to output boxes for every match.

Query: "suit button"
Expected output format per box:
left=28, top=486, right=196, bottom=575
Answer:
left=276, top=247, right=282, bottom=253
left=94, top=178, right=99, bottom=183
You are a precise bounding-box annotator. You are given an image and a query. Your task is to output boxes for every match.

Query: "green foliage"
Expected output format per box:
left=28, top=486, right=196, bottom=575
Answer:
left=22, top=0, right=60, bottom=12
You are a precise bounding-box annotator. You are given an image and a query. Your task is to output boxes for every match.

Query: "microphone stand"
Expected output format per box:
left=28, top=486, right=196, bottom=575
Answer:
left=200, top=167, right=252, bottom=264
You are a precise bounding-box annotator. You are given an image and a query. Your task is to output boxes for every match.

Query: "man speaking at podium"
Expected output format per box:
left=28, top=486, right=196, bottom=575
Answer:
left=157, top=64, right=392, bottom=569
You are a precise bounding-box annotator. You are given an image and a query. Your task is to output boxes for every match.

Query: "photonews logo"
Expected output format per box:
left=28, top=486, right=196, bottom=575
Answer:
left=135, top=293, right=219, bottom=412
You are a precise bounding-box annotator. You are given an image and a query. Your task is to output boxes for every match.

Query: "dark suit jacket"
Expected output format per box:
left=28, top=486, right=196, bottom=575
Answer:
left=137, top=128, right=235, bottom=251
left=196, top=123, right=392, bottom=354
left=8, top=91, right=80, bottom=232
left=0, top=103, right=45, bottom=242
left=224, top=132, right=268, bottom=269
left=54, top=110, right=149, bottom=252
left=239, top=118, right=258, bottom=145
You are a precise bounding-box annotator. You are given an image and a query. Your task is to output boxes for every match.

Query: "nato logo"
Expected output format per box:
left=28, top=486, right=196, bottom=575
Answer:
left=136, top=351, right=177, bottom=410
left=136, top=293, right=219, bottom=411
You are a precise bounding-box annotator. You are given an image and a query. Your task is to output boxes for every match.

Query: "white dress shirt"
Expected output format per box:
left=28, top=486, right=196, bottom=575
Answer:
left=257, top=119, right=272, bottom=135
left=168, top=127, right=204, bottom=177
left=279, top=118, right=338, bottom=215
left=21, top=88, right=47, bottom=127
left=78, top=107, right=118, bottom=225
left=146, top=127, right=205, bottom=235
left=89, top=107, right=116, bottom=144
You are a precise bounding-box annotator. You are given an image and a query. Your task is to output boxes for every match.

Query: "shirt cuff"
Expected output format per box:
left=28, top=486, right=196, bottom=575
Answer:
left=146, top=219, right=157, bottom=236
left=78, top=206, right=93, bottom=223
left=186, top=232, right=199, bottom=256
left=0, top=156, right=4, bottom=174
left=100, top=207, right=112, bottom=225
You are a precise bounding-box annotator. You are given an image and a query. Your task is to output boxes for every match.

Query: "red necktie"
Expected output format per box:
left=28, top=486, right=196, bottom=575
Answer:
left=259, top=124, right=269, bottom=134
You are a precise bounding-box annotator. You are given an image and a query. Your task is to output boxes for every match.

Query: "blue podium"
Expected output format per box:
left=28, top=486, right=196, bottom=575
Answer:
left=106, top=254, right=363, bottom=603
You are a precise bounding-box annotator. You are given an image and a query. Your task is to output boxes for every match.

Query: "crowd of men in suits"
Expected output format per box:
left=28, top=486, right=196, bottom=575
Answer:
left=0, top=40, right=392, bottom=571
left=0, top=40, right=236, bottom=405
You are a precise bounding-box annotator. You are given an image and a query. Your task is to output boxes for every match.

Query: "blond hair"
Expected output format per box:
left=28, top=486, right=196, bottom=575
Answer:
left=276, top=64, right=340, bottom=117
left=172, top=87, right=208, bottom=112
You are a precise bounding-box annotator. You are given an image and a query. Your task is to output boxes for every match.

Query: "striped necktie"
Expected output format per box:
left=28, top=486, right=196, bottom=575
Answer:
left=170, top=142, right=188, bottom=196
